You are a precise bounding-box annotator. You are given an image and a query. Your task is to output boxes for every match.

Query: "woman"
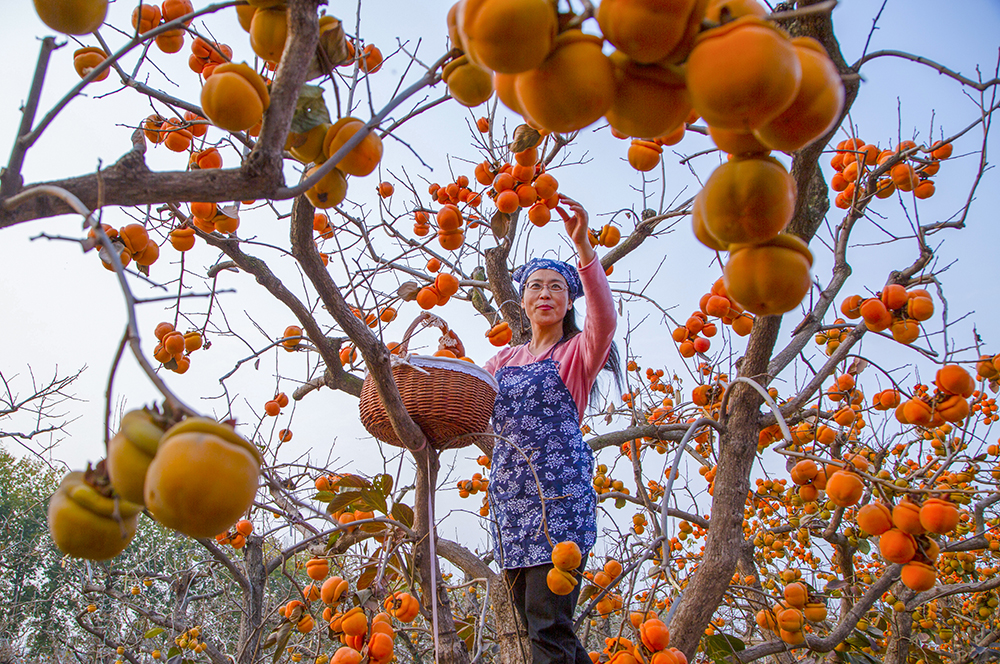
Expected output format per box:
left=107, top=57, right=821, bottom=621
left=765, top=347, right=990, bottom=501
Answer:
left=484, top=195, right=618, bottom=664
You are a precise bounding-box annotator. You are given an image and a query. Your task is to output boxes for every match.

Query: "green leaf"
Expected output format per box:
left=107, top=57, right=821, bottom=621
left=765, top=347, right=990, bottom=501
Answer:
left=704, top=632, right=746, bottom=664
left=334, top=474, right=372, bottom=490
left=313, top=490, right=337, bottom=503
left=453, top=615, right=477, bottom=651
left=361, top=487, right=388, bottom=515
left=392, top=502, right=414, bottom=528
left=144, top=627, right=165, bottom=639
left=377, top=473, right=393, bottom=496
left=856, top=537, right=870, bottom=554
left=325, top=490, right=364, bottom=514
left=167, top=646, right=182, bottom=658
left=289, top=85, right=331, bottom=134
left=615, top=497, right=627, bottom=510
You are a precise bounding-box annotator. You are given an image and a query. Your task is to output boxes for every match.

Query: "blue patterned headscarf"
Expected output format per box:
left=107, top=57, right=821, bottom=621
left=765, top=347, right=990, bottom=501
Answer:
left=512, top=258, right=583, bottom=301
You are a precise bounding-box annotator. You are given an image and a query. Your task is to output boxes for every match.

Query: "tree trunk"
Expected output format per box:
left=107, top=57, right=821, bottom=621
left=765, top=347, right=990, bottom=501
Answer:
left=669, top=316, right=783, bottom=658
left=413, top=449, right=471, bottom=664
left=239, top=535, right=267, bottom=664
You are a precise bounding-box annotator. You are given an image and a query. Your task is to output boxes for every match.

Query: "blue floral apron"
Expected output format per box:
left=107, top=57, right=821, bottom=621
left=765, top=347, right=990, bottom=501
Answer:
left=489, top=357, right=597, bottom=569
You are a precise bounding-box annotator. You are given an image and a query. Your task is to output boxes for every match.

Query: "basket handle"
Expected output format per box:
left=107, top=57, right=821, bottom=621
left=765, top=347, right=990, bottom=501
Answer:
left=397, top=312, right=466, bottom=357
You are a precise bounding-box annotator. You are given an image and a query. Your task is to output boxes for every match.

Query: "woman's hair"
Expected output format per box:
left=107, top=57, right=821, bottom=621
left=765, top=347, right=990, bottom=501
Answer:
left=562, top=307, right=623, bottom=408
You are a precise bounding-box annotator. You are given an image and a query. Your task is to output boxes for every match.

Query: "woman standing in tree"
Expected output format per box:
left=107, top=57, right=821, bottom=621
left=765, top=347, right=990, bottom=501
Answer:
left=485, top=195, right=619, bottom=663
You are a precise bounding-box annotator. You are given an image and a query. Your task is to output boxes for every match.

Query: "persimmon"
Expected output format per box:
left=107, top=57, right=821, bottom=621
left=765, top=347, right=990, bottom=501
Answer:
left=528, top=202, right=551, bottom=226
left=892, top=501, right=926, bottom=535
left=459, top=0, right=558, bottom=74
left=604, top=559, right=623, bottom=579
left=754, top=37, right=844, bottom=152
left=162, top=0, right=194, bottom=23
left=880, top=284, right=909, bottom=310
left=48, top=470, right=142, bottom=560
left=891, top=319, right=921, bottom=345
left=825, top=470, right=863, bottom=507
left=161, top=121, right=193, bottom=152
left=73, top=47, right=110, bottom=81
left=361, top=44, right=383, bottom=73
left=879, top=528, right=917, bottom=564
left=859, top=298, right=892, bottom=332
left=437, top=204, right=464, bottom=231
left=416, top=287, right=441, bottom=310
left=131, top=3, right=161, bottom=33
left=155, top=29, right=185, bottom=54
left=200, top=62, right=270, bottom=132
left=249, top=8, right=287, bottom=62
left=385, top=592, right=419, bottom=622
left=169, top=227, right=196, bottom=252
left=438, top=228, right=465, bottom=251
left=367, top=632, right=393, bottom=661
left=442, top=54, right=494, bottom=107
left=686, top=16, right=801, bottom=131
left=606, top=54, right=691, bottom=139
left=144, top=418, right=261, bottom=539
left=321, top=576, right=349, bottom=605
left=723, top=233, right=813, bottom=316
left=890, top=163, right=918, bottom=191
left=330, top=647, right=362, bottom=664
left=936, top=394, right=969, bottom=423
left=930, top=141, right=953, bottom=160
left=783, top=582, right=808, bottom=608
left=551, top=540, right=582, bottom=571
left=696, top=155, right=795, bottom=245
left=597, top=0, right=704, bottom=64
left=323, top=118, right=383, bottom=177
left=857, top=502, right=892, bottom=536
left=936, top=364, right=975, bottom=398
left=776, top=607, right=804, bottom=632
left=907, top=294, right=934, bottom=321
left=496, top=189, right=520, bottom=213
left=900, top=560, right=937, bottom=592
left=546, top=566, right=578, bottom=595
left=35, top=0, right=108, bottom=34
left=307, top=557, right=329, bottom=581
left=515, top=31, right=616, bottom=134
left=304, top=165, right=348, bottom=210
left=640, top=618, right=670, bottom=651
left=920, top=498, right=959, bottom=534
left=628, top=140, right=663, bottom=172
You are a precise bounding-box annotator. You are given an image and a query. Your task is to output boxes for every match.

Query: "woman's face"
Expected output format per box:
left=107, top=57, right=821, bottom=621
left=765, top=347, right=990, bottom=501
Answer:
left=521, top=269, right=571, bottom=329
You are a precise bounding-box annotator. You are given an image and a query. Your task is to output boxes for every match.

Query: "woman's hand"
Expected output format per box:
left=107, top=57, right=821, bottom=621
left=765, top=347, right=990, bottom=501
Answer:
left=556, top=195, right=597, bottom=267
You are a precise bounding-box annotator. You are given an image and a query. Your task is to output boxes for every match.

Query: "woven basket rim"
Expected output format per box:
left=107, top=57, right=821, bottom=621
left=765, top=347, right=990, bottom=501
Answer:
left=366, top=354, right=499, bottom=390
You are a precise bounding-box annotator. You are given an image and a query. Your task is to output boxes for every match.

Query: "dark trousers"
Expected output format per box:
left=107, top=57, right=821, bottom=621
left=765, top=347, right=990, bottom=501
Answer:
left=504, top=564, right=592, bottom=664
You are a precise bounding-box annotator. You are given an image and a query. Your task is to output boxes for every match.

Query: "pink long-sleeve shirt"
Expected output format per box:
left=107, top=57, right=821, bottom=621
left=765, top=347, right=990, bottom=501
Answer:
left=484, top=257, right=617, bottom=422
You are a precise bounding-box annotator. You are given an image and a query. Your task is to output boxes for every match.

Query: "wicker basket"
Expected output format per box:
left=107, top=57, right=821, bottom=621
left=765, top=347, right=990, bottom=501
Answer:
left=359, top=355, right=497, bottom=449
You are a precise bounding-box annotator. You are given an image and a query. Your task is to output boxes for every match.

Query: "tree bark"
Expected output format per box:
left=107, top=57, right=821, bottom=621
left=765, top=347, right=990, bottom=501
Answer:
left=669, top=316, right=783, bottom=658
left=238, top=535, right=267, bottom=664
left=413, top=449, right=471, bottom=664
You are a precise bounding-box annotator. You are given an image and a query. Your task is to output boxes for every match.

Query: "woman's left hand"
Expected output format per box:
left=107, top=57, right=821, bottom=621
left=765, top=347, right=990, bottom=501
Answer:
left=556, top=195, right=596, bottom=266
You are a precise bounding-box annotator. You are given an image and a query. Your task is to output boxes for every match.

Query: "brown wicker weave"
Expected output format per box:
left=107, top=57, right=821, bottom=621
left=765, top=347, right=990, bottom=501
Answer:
left=359, top=356, right=497, bottom=449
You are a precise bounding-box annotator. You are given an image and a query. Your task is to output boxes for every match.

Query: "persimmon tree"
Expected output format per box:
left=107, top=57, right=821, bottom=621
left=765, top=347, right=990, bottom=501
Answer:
left=2, top=1, right=1000, bottom=664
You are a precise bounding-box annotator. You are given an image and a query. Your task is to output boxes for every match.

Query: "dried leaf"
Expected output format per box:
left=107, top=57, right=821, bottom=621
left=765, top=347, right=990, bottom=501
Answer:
left=491, top=210, right=510, bottom=239
left=304, top=18, right=350, bottom=81
left=356, top=564, right=378, bottom=590
left=847, top=357, right=869, bottom=377
left=509, top=124, right=541, bottom=153
left=577, top=584, right=599, bottom=605
left=398, top=281, right=421, bottom=302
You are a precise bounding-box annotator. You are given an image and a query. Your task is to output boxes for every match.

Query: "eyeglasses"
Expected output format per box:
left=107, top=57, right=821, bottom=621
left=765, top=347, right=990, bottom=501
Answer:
left=525, top=282, right=566, bottom=294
